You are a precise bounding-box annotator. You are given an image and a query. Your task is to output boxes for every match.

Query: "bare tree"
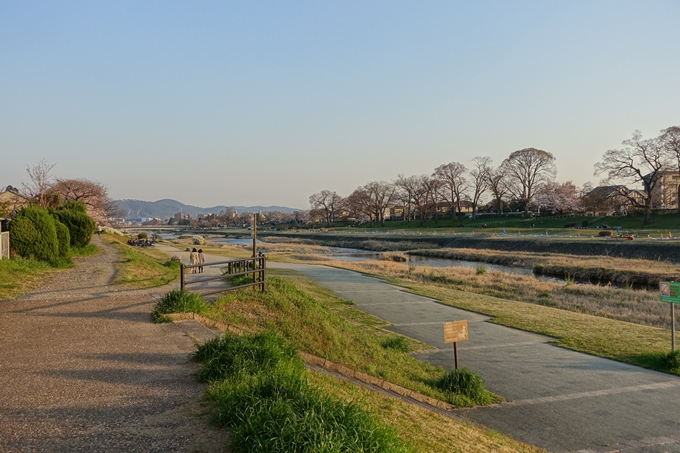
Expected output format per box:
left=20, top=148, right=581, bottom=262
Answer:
left=469, top=157, right=491, bottom=219
left=363, top=181, right=397, bottom=227
left=501, top=148, right=556, bottom=216
left=433, top=162, right=467, bottom=221
left=395, top=174, right=419, bottom=222
left=22, top=159, right=56, bottom=207
left=345, top=187, right=374, bottom=226
left=594, top=130, right=668, bottom=224
left=485, top=166, right=509, bottom=216
left=660, top=126, right=680, bottom=215
left=309, top=190, right=343, bottom=226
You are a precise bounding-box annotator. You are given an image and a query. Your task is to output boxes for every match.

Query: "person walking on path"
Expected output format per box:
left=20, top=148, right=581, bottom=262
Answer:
left=189, top=247, right=199, bottom=273
left=198, top=249, right=205, bottom=273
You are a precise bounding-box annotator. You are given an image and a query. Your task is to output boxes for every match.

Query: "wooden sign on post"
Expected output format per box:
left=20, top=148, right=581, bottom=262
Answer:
left=443, top=320, right=469, bottom=369
left=660, top=281, right=680, bottom=351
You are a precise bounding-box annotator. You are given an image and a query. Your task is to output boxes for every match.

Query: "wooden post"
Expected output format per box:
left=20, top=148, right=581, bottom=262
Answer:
left=252, top=216, right=257, bottom=285
left=673, top=304, right=676, bottom=352
left=454, top=342, right=459, bottom=370
left=180, top=264, right=185, bottom=290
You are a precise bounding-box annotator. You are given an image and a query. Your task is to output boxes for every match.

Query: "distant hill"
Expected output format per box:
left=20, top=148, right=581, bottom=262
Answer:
left=115, top=199, right=300, bottom=219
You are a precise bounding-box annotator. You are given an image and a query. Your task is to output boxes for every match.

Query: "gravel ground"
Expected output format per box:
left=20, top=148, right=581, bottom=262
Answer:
left=0, top=236, right=230, bottom=452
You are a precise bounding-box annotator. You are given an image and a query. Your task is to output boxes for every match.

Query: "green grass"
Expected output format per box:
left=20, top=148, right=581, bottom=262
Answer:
left=152, top=289, right=207, bottom=323
left=0, top=257, right=55, bottom=300
left=0, top=243, right=99, bottom=300
left=106, top=234, right=180, bottom=287
left=436, top=368, right=495, bottom=407
left=196, top=332, right=412, bottom=453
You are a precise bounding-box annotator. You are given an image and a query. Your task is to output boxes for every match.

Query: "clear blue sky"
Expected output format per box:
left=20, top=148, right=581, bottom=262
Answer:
left=1, top=1, right=678, bottom=209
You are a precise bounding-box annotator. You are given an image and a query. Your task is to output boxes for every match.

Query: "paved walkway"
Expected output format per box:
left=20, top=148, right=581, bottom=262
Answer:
left=0, top=237, right=229, bottom=453
left=271, top=262, right=680, bottom=453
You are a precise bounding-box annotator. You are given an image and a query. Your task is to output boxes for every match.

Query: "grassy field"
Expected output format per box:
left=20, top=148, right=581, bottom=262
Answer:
left=0, top=243, right=100, bottom=301
left=106, top=234, right=180, bottom=287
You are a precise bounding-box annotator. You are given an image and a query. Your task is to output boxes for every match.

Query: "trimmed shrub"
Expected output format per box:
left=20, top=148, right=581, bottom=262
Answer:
left=582, top=219, right=590, bottom=227
left=564, top=222, right=576, bottom=228
left=137, top=232, right=148, bottom=239
left=52, top=206, right=95, bottom=247
left=598, top=230, right=613, bottom=237
left=53, top=219, right=71, bottom=257
left=9, top=206, right=59, bottom=261
left=192, top=235, right=206, bottom=245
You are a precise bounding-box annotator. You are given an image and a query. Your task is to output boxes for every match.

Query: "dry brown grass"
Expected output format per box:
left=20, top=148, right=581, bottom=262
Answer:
left=310, top=258, right=673, bottom=329
left=412, top=248, right=680, bottom=285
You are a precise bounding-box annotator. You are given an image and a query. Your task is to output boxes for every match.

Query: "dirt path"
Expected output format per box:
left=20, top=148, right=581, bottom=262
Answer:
left=0, top=236, right=229, bottom=453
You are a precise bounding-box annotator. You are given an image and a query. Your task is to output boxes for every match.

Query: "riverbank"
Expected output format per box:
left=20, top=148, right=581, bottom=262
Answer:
left=258, top=232, right=680, bottom=261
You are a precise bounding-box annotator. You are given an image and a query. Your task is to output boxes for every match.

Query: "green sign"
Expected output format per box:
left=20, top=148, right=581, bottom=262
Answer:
left=660, top=281, right=680, bottom=304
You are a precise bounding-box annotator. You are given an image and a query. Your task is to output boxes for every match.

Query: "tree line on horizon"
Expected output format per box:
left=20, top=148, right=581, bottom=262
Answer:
left=309, top=127, right=680, bottom=226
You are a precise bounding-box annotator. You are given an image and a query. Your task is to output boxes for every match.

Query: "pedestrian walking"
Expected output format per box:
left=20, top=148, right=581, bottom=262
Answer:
left=189, top=248, right=199, bottom=273
left=198, top=249, right=205, bottom=273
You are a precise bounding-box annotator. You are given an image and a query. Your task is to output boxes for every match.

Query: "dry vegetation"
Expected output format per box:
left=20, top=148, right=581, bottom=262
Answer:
left=411, top=247, right=680, bottom=286
left=307, top=258, right=674, bottom=329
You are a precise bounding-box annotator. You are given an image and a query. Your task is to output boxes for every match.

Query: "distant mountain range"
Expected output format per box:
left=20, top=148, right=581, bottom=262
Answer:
left=115, top=199, right=299, bottom=219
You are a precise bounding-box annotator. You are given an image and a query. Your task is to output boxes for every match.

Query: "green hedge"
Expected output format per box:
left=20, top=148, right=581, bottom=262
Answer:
left=9, top=206, right=59, bottom=261
left=51, top=203, right=95, bottom=247
left=54, top=220, right=71, bottom=258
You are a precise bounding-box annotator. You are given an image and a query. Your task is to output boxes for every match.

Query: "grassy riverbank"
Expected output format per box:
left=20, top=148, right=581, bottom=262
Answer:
left=154, top=273, right=544, bottom=452
left=106, top=234, right=180, bottom=287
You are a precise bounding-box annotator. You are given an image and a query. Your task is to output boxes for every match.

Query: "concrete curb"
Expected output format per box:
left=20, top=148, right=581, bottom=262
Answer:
left=167, top=311, right=453, bottom=412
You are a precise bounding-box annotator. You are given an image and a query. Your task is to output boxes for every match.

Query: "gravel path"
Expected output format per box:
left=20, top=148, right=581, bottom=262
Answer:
left=0, top=236, right=229, bottom=452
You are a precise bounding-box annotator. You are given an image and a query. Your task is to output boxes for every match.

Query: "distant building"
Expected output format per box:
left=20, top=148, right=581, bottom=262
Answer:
left=648, top=171, right=680, bottom=209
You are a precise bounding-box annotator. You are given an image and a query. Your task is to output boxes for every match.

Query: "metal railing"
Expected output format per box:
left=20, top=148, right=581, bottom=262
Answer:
left=0, top=232, right=9, bottom=259
left=180, top=256, right=266, bottom=297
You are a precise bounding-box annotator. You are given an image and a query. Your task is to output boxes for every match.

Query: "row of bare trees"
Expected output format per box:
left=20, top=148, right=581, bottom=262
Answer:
left=309, top=148, right=561, bottom=226
left=310, top=126, right=680, bottom=226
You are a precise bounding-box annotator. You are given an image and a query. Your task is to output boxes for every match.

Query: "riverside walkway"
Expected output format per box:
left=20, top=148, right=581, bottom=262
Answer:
left=156, top=244, right=680, bottom=452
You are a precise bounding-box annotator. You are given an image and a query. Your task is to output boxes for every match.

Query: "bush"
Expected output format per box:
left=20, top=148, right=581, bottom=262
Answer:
left=192, top=235, right=206, bottom=245
left=598, top=230, right=613, bottom=237
left=582, top=219, right=590, bottom=227
left=437, top=368, right=494, bottom=406
left=475, top=263, right=487, bottom=275
left=9, top=206, right=59, bottom=261
left=51, top=203, right=95, bottom=248
left=137, top=232, right=148, bottom=239
left=152, top=289, right=207, bottom=322
left=53, top=219, right=71, bottom=258
left=564, top=222, right=576, bottom=228
left=663, top=350, right=680, bottom=373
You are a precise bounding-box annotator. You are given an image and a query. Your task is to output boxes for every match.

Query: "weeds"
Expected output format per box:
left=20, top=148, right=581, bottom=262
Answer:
left=436, top=368, right=496, bottom=406
left=152, top=289, right=207, bottom=322
left=381, top=336, right=410, bottom=352
left=196, top=332, right=412, bottom=453
left=476, top=263, right=487, bottom=275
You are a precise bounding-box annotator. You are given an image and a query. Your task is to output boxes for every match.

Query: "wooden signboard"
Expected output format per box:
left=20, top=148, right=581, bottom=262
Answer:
left=443, top=320, right=469, bottom=344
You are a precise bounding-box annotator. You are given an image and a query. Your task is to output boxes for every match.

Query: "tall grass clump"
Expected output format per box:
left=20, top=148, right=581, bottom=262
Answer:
left=475, top=263, right=487, bottom=275
left=436, top=368, right=495, bottom=406
left=381, top=336, right=410, bottom=352
left=152, top=289, right=207, bottom=322
left=196, top=332, right=411, bottom=453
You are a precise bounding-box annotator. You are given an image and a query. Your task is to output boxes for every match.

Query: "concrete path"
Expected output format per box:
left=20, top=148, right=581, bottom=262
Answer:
left=269, top=262, right=680, bottom=453
left=0, top=237, right=229, bottom=453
